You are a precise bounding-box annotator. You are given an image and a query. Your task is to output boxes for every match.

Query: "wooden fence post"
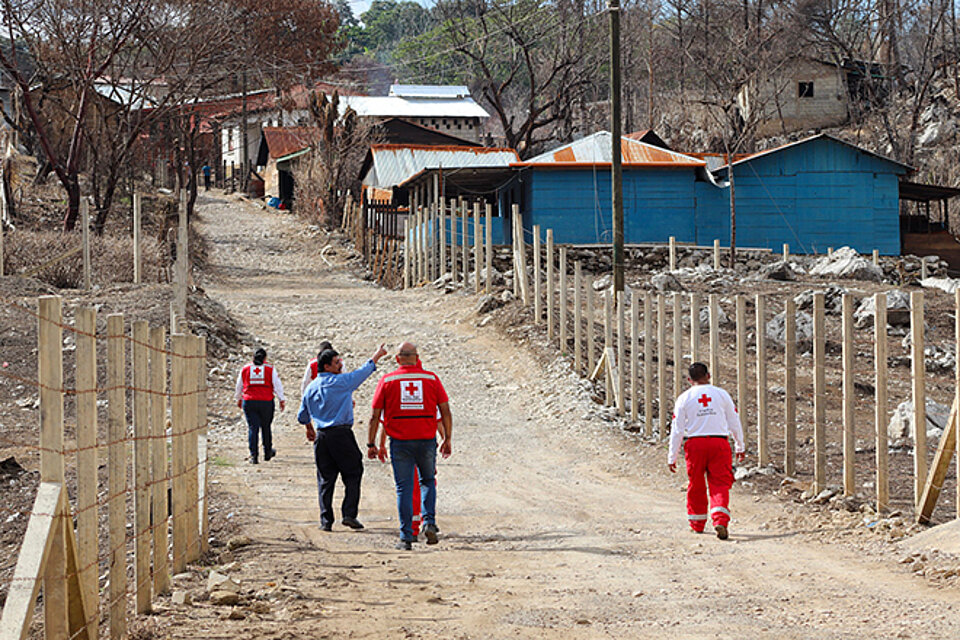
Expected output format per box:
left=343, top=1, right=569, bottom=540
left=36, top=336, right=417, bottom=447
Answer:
left=587, top=278, right=596, bottom=375
left=171, top=333, right=189, bottom=574
left=133, top=192, right=142, bottom=284
left=513, top=205, right=529, bottom=305
left=643, top=293, right=653, bottom=437
left=673, top=293, right=683, bottom=399
left=617, top=290, right=626, bottom=415
left=38, top=296, right=67, bottom=636
left=658, top=294, right=667, bottom=438
left=81, top=199, right=91, bottom=290
left=546, top=229, right=555, bottom=339
left=713, top=239, right=720, bottom=270
left=133, top=321, right=152, bottom=613
left=709, top=294, right=720, bottom=383
left=630, top=289, right=639, bottom=423
left=669, top=236, right=676, bottom=270
left=911, top=291, right=927, bottom=508
left=736, top=295, right=748, bottom=449
left=485, top=204, right=493, bottom=293
left=604, top=290, right=613, bottom=406
left=873, top=249, right=880, bottom=267
left=438, top=200, right=446, bottom=278
left=559, top=247, right=568, bottom=349
left=533, top=225, right=542, bottom=324
left=403, top=221, right=410, bottom=289
left=107, top=313, right=127, bottom=640
left=574, top=261, right=582, bottom=372
left=175, top=190, right=188, bottom=322
left=842, top=293, right=856, bottom=496
left=756, top=294, right=768, bottom=466
left=690, top=292, right=701, bottom=363
left=149, top=325, right=170, bottom=595
left=813, top=292, right=826, bottom=494
left=450, top=200, right=458, bottom=285
left=185, top=336, right=200, bottom=563
left=956, top=290, right=960, bottom=517
left=784, top=296, right=797, bottom=477
left=197, top=335, right=209, bottom=554
left=75, top=306, right=98, bottom=639
left=875, top=293, right=889, bottom=512
left=474, top=202, right=481, bottom=294
left=783, top=243, right=790, bottom=262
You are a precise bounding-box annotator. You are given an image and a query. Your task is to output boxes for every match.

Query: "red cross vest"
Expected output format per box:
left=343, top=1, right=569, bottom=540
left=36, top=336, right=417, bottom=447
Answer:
left=372, top=365, right=448, bottom=440
left=241, top=362, right=275, bottom=401
left=308, top=359, right=319, bottom=380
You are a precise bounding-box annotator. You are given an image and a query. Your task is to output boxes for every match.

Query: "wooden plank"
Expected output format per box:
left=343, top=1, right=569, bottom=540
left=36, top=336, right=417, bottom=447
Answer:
left=559, top=247, right=568, bottom=350
left=438, top=201, right=446, bottom=278
left=587, top=278, right=596, bottom=375
left=0, top=483, right=63, bottom=640
left=813, top=292, right=826, bottom=494
left=713, top=239, right=720, bottom=270
left=690, top=292, right=701, bottom=363
left=605, top=347, right=621, bottom=409
left=185, top=336, right=200, bottom=563
left=668, top=236, right=676, bottom=270
left=546, top=229, right=555, bottom=339
left=604, top=290, right=613, bottom=406
left=630, top=288, right=639, bottom=423
left=133, top=192, right=142, bottom=284
left=672, top=293, right=682, bottom=400
left=461, top=202, right=468, bottom=285
left=133, top=321, right=152, bottom=613
left=643, top=293, right=653, bottom=437
left=574, top=261, right=582, bottom=372
left=197, top=335, right=209, bottom=554
left=171, top=333, right=189, bottom=574
left=515, top=206, right=529, bottom=305
left=403, top=221, right=410, bottom=289
left=709, top=294, right=720, bottom=383
left=917, top=398, right=958, bottom=524
left=872, top=248, right=879, bottom=267
left=842, top=293, right=855, bottom=496
left=911, top=291, right=927, bottom=508
left=875, top=293, right=889, bottom=512
left=616, top=291, right=626, bottom=416
left=784, top=296, right=797, bottom=477
left=485, top=205, right=493, bottom=293
left=736, top=295, right=748, bottom=450
left=533, top=225, right=542, bottom=324
left=149, top=325, right=170, bottom=595
left=62, top=491, right=92, bottom=640
left=474, top=202, right=481, bottom=294
left=658, top=295, right=667, bottom=438
left=589, top=348, right=608, bottom=382
left=756, top=294, right=768, bottom=466
left=107, top=313, right=127, bottom=640
left=74, top=307, right=98, bottom=639
left=783, top=243, right=790, bottom=261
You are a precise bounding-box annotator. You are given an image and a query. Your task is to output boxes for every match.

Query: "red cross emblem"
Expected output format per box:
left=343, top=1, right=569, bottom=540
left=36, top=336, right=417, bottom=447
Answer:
left=253, top=367, right=261, bottom=375
left=405, top=382, right=419, bottom=396
left=698, top=394, right=712, bottom=408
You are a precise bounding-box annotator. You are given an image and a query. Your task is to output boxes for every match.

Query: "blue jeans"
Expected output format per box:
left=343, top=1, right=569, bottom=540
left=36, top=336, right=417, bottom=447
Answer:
left=242, top=400, right=274, bottom=458
left=390, top=438, right=437, bottom=541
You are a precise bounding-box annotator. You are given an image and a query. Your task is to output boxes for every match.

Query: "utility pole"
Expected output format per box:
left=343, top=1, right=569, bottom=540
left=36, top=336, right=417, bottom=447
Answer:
left=610, top=0, right=624, bottom=294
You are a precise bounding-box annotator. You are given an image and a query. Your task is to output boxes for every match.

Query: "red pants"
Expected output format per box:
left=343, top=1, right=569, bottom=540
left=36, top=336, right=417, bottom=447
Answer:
left=684, top=437, right=734, bottom=532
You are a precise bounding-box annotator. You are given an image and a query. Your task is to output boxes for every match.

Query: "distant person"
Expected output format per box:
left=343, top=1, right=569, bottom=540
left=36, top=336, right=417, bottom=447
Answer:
left=300, top=341, right=334, bottom=396
left=201, top=163, right=212, bottom=191
left=235, top=348, right=285, bottom=464
left=667, top=362, right=745, bottom=540
left=367, top=342, right=452, bottom=550
left=298, top=344, right=387, bottom=531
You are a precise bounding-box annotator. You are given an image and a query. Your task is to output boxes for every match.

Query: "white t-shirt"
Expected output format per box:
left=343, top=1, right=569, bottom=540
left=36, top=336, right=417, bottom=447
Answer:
left=667, top=384, right=745, bottom=464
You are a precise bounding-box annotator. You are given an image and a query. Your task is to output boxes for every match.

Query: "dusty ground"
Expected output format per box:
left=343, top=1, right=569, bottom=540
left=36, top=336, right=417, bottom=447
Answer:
left=131, top=191, right=960, bottom=639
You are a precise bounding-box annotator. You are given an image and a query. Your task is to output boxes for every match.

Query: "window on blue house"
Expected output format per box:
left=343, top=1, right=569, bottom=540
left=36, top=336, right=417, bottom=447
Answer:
left=798, top=82, right=814, bottom=98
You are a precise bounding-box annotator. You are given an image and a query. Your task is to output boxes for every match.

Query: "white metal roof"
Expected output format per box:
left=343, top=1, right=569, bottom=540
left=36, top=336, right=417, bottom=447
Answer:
left=389, top=84, right=471, bottom=99
left=521, top=131, right=704, bottom=166
left=93, top=83, right=156, bottom=110
left=339, top=95, right=489, bottom=119
left=362, top=145, right=519, bottom=188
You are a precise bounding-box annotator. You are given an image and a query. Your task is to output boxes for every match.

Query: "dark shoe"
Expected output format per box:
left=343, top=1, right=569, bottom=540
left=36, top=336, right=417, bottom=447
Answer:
left=422, top=523, right=439, bottom=545
left=249, top=456, right=258, bottom=465
left=715, top=525, right=729, bottom=540
left=341, top=517, right=364, bottom=530
left=264, top=448, right=276, bottom=461
left=395, top=539, right=413, bottom=550
left=320, top=522, right=332, bottom=532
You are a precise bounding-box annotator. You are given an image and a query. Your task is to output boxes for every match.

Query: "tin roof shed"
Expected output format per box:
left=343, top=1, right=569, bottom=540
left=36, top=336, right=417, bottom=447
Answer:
left=360, top=144, right=519, bottom=188
left=514, top=132, right=705, bottom=167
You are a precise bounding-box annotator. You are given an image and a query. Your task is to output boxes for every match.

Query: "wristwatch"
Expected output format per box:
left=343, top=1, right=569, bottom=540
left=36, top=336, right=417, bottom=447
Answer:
left=366, top=443, right=377, bottom=449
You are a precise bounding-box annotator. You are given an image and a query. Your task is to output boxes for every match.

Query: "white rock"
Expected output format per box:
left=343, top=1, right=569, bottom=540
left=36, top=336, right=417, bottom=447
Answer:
left=920, top=277, right=960, bottom=295
left=854, top=290, right=911, bottom=328
left=887, top=399, right=951, bottom=442
left=809, top=247, right=883, bottom=281
left=207, top=571, right=240, bottom=593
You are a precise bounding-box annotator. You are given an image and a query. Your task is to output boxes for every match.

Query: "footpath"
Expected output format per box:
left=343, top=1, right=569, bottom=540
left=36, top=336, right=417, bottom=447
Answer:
left=155, top=191, right=960, bottom=640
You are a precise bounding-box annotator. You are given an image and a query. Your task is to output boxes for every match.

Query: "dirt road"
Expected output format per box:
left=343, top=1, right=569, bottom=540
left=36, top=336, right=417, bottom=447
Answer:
left=155, top=192, right=960, bottom=639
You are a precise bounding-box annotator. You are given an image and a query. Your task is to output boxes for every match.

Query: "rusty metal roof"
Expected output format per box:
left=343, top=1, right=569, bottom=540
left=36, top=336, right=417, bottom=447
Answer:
left=362, top=144, right=519, bottom=188
left=262, top=127, right=313, bottom=160
left=515, top=132, right=705, bottom=167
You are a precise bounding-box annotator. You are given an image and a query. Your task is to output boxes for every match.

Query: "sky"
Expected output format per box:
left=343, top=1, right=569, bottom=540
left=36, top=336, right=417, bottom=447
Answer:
left=349, top=0, right=434, bottom=21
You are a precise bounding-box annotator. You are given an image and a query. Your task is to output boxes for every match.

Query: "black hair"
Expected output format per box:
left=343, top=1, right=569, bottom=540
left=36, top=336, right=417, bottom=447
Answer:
left=318, top=348, right=339, bottom=371
left=317, top=341, right=333, bottom=362
left=688, top=362, right=709, bottom=382
left=253, top=348, right=267, bottom=366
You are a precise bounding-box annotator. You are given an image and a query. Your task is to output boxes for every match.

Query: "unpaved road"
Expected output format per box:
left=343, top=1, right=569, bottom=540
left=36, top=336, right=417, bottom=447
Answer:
left=155, top=192, right=960, bottom=639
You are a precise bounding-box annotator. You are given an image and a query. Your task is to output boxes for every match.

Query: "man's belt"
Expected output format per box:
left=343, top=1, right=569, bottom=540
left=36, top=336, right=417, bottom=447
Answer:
left=685, top=435, right=728, bottom=440
left=319, top=423, right=353, bottom=430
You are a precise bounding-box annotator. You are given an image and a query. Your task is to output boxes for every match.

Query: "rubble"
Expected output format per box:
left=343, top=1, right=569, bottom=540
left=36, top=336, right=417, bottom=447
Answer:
left=650, top=273, right=683, bottom=292
left=853, top=290, right=911, bottom=328
left=794, top=285, right=848, bottom=315
left=756, top=260, right=797, bottom=281
left=809, top=247, right=884, bottom=281
left=920, top=277, right=960, bottom=295
left=887, top=399, right=951, bottom=442
left=765, top=310, right=814, bottom=348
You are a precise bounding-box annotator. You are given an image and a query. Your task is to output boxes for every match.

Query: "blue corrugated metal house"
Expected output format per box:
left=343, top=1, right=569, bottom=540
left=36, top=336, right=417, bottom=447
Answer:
left=506, top=132, right=913, bottom=255
left=700, top=134, right=913, bottom=255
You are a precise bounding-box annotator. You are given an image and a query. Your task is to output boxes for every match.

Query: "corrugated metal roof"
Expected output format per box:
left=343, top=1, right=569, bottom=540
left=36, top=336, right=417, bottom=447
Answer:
left=340, top=95, right=489, bottom=119
left=93, top=83, right=156, bottom=110
left=722, top=133, right=914, bottom=172
left=262, top=127, right=312, bottom=160
left=516, top=132, right=705, bottom=167
left=389, top=85, right=470, bottom=99
left=363, top=144, right=519, bottom=188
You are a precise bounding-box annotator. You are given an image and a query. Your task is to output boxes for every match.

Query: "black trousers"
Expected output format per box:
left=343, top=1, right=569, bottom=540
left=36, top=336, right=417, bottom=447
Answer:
left=313, top=425, right=363, bottom=527
left=242, top=400, right=274, bottom=459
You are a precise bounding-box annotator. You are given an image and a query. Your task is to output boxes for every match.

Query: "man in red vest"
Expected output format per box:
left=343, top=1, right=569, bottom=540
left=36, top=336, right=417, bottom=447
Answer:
left=300, top=341, right=333, bottom=396
left=668, top=362, right=745, bottom=540
left=367, top=342, right=452, bottom=550
left=235, top=348, right=286, bottom=464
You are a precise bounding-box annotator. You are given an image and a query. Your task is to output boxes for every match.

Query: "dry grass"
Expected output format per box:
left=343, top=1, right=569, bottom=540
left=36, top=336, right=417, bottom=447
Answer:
left=2, top=229, right=164, bottom=288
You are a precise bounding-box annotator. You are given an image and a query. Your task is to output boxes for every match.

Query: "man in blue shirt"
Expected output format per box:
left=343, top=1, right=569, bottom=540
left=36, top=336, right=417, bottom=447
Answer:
left=299, top=344, right=386, bottom=531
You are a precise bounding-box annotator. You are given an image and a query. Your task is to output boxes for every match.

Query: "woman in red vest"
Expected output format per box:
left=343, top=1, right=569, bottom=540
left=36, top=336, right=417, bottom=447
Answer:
left=235, top=348, right=286, bottom=464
